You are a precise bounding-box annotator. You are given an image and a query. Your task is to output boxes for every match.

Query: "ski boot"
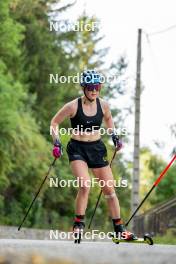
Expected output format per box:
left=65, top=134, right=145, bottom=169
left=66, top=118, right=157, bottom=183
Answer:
left=73, top=219, right=85, bottom=244
left=113, top=219, right=138, bottom=241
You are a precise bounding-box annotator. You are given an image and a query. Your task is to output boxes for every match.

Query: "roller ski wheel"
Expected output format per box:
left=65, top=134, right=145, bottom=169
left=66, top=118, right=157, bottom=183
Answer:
left=73, top=222, right=85, bottom=244
left=144, top=234, right=154, bottom=245
left=112, top=233, right=153, bottom=245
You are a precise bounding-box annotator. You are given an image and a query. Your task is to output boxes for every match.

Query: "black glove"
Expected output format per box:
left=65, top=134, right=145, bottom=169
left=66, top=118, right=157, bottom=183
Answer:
left=111, top=133, right=123, bottom=151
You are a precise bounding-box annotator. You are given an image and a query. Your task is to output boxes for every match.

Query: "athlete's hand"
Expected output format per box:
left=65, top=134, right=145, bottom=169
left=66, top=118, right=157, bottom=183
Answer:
left=111, top=133, right=123, bottom=151
left=52, top=139, right=63, bottom=159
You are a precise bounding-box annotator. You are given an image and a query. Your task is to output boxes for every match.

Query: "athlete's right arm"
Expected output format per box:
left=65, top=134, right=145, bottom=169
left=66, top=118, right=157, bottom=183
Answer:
left=50, top=102, right=74, bottom=142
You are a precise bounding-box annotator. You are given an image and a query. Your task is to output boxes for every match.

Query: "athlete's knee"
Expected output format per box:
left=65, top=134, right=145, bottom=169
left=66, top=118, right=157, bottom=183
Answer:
left=104, top=192, right=116, bottom=200
left=79, top=180, right=91, bottom=195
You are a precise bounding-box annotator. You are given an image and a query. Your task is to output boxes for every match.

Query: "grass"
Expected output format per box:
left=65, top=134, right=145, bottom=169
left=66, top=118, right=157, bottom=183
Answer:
left=153, top=229, right=176, bottom=245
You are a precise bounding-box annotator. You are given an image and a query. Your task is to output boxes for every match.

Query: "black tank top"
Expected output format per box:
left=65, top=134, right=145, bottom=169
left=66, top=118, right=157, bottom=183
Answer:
left=70, top=97, right=103, bottom=131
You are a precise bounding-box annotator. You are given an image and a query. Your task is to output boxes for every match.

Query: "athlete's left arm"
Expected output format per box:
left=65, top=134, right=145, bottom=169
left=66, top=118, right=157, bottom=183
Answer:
left=102, top=100, right=115, bottom=133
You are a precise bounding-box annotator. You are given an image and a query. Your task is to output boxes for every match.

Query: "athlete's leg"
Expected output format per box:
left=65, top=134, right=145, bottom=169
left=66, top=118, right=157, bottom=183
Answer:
left=92, top=165, right=137, bottom=240
left=70, top=160, right=90, bottom=215
left=92, top=165, right=120, bottom=219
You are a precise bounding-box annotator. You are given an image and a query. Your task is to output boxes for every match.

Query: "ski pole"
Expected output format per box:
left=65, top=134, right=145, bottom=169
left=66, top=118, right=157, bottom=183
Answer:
left=125, top=154, right=176, bottom=227
left=18, top=158, right=57, bottom=231
left=88, top=148, right=118, bottom=229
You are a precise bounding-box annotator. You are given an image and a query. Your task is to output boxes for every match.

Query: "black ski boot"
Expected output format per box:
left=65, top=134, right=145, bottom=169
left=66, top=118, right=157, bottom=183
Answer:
left=113, top=219, right=138, bottom=241
left=73, top=218, right=85, bottom=244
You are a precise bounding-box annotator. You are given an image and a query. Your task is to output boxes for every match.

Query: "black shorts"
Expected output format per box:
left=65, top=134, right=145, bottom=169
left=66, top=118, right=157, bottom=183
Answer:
left=66, top=138, right=109, bottom=168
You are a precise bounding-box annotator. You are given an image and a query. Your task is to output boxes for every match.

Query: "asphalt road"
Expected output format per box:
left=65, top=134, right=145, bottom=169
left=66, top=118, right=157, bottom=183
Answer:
left=0, top=239, right=176, bottom=264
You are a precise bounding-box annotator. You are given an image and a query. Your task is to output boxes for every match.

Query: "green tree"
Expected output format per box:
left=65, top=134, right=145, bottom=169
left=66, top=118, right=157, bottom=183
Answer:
left=0, top=0, right=51, bottom=226
left=139, top=148, right=176, bottom=213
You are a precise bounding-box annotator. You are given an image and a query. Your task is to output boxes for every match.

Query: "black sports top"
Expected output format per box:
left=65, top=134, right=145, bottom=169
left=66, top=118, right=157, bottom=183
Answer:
left=70, top=97, right=104, bottom=131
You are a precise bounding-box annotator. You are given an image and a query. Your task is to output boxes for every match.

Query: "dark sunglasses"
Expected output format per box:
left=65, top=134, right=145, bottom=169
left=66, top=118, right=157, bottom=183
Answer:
left=85, top=84, right=101, bottom=91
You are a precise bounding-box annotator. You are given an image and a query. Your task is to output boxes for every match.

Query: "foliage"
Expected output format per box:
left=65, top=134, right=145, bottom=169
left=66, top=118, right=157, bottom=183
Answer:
left=140, top=147, right=176, bottom=212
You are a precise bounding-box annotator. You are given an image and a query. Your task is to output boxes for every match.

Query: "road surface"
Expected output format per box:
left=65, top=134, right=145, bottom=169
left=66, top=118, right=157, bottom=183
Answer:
left=0, top=239, right=175, bottom=264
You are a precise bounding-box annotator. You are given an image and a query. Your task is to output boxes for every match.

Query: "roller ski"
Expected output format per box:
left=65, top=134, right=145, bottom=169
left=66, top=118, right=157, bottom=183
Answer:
left=73, top=218, right=85, bottom=244
left=112, top=220, right=153, bottom=245
left=112, top=234, right=153, bottom=245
